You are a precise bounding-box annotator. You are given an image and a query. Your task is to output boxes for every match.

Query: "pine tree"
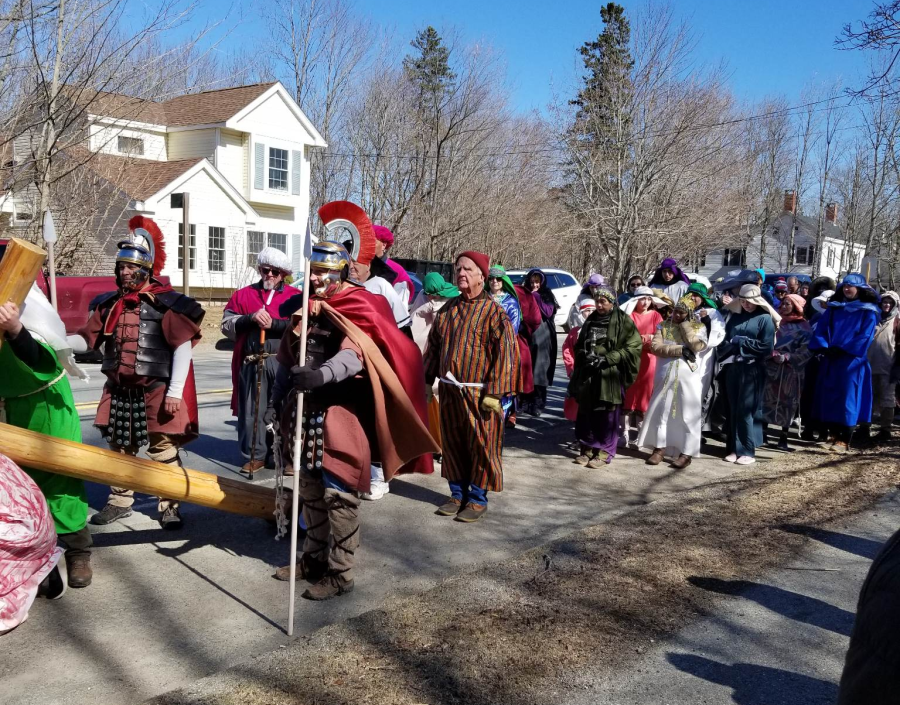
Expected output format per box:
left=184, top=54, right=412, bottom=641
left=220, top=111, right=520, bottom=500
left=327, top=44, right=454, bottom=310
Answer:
left=403, top=26, right=456, bottom=114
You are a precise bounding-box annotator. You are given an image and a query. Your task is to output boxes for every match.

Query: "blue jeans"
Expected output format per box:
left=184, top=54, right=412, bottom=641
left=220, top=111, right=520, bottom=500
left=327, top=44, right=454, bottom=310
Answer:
left=448, top=481, right=488, bottom=507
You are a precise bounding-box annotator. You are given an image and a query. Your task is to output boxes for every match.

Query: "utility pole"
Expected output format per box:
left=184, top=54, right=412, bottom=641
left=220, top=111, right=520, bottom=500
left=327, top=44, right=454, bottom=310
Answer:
left=171, top=192, right=190, bottom=296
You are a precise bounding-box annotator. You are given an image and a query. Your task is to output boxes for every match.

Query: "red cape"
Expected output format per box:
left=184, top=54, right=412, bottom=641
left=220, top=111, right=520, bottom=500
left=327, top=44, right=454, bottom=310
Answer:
left=323, top=286, right=435, bottom=476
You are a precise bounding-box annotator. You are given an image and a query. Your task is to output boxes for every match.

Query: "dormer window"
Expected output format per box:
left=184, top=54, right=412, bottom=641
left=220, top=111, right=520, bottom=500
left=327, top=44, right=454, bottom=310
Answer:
left=118, top=136, right=144, bottom=156
left=269, top=148, right=288, bottom=190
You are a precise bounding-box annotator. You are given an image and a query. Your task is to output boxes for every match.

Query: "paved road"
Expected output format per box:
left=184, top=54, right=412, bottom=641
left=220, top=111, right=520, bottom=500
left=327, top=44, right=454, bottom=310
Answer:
left=566, top=493, right=900, bottom=705
left=1, top=348, right=778, bottom=705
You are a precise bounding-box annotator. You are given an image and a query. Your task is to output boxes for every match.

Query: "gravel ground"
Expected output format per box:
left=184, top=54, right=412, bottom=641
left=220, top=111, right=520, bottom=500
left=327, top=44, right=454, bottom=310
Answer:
left=148, top=441, right=900, bottom=705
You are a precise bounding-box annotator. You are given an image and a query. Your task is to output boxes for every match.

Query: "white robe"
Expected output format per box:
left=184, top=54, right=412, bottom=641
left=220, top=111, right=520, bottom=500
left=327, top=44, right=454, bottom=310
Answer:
left=697, top=308, right=725, bottom=401
left=638, top=322, right=708, bottom=457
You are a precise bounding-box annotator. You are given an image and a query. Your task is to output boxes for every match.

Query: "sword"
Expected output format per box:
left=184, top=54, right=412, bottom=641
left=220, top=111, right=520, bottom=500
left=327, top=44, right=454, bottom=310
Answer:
left=247, top=288, right=276, bottom=480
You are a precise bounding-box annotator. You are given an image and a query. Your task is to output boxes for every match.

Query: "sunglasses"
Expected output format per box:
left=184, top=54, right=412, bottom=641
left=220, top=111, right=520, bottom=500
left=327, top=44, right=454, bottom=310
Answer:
left=258, top=266, right=281, bottom=276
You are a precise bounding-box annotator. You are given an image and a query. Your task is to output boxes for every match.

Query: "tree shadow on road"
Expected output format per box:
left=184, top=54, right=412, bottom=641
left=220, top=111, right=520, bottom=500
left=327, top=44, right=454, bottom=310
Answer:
left=666, top=653, right=839, bottom=705
left=687, top=576, right=855, bottom=637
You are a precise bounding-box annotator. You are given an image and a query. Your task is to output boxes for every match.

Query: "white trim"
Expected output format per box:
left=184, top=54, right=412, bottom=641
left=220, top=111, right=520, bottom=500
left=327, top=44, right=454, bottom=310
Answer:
left=87, top=114, right=168, bottom=133
left=145, top=158, right=259, bottom=225
left=166, top=122, right=227, bottom=133
left=226, top=83, right=327, bottom=148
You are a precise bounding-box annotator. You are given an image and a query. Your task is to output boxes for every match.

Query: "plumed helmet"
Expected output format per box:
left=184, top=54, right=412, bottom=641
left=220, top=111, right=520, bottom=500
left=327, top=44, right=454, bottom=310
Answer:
left=116, top=215, right=166, bottom=275
left=317, top=201, right=377, bottom=266
left=308, top=241, right=350, bottom=299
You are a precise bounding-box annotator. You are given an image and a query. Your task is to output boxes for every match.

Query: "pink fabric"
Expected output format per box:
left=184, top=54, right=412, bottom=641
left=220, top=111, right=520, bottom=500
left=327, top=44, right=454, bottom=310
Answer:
left=0, top=452, right=62, bottom=633
left=225, top=282, right=300, bottom=415
left=563, top=326, right=581, bottom=422
left=623, top=309, right=663, bottom=413
left=385, top=258, right=414, bottom=303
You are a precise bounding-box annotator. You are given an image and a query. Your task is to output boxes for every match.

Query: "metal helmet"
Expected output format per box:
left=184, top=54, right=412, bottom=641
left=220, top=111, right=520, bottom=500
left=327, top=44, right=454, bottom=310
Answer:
left=308, top=241, right=350, bottom=299
left=317, top=201, right=376, bottom=266
left=116, top=216, right=166, bottom=291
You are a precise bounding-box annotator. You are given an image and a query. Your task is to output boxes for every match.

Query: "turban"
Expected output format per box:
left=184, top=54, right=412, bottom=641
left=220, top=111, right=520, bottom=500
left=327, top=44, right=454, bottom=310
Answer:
left=373, top=225, right=395, bottom=246
left=257, top=247, right=291, bottom=273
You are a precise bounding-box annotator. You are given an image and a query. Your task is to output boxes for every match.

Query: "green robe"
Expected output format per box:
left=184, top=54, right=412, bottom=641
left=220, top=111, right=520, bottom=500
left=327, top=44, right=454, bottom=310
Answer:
left=0, top=339, right=87, bottom=534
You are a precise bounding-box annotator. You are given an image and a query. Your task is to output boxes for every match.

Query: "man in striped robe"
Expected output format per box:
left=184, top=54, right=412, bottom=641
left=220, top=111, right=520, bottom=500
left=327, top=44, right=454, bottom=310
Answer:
left=425, top=250, right=522, bottom=523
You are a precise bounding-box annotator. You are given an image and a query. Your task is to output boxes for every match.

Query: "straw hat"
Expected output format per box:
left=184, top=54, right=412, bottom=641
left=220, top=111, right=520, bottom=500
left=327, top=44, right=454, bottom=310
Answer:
left=725, top=284, right=782, bottom=323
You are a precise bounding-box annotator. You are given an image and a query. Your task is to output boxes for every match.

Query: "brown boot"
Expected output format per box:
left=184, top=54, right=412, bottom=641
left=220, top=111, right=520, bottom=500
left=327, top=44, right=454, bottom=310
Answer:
left=671, top=454, right=692, bottom=469
left=302, top=572, right=354, bottom=601
left=66, top=553, right=93, bottom=588
left=435, top=497, right=463, bottom=516
left=274, top=553, right=328, bottom=583
left=646, top=448, right=665, bottom=466
left=240, top=459, right=266, bottom=475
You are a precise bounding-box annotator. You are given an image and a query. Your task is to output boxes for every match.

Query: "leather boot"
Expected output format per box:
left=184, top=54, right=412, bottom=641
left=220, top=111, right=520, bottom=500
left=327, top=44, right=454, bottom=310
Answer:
left=66, top=553, right=93, bottom=588
left=646, top=448, right=665, bottom=465
left=302, top=572, right=354, bottom=601
left=671, top=454, right=692, bottom=469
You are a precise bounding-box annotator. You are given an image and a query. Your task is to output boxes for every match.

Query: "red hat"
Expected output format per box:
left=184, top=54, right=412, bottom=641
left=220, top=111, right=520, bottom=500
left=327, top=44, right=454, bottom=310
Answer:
left=456, top=250, right=489, bottom=278
left=373, top=225, right=395, bottom=246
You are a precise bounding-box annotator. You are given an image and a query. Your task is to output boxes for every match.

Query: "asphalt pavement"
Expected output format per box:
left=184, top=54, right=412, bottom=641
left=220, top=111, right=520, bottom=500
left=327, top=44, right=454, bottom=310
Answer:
left=0, top=346, right=862, bottom=705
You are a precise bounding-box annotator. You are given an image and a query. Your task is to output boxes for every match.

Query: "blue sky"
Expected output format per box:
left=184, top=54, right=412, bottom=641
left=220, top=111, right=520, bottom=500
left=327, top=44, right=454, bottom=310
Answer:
left=194, top=0, right=873, bottom=114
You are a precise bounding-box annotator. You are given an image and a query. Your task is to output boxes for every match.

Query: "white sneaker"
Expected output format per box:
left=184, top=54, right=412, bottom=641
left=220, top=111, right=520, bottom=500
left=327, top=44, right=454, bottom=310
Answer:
left=735, top=456, right=756, bottom=465
left=724, top=453, right=738, bottom=463
left=361, top=479, right=390, bottom=501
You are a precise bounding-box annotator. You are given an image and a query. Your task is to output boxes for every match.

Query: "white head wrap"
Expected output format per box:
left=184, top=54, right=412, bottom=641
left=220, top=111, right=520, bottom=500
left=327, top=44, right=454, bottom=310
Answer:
left=726, top=284, right=782, bottom=324
left=256, top=247, right=291, bottom=274
left=812, top=290, right=835, bottom=314
left=620, top=286, right=666, bottom=316
left=19, top=284, right=88, bottom=380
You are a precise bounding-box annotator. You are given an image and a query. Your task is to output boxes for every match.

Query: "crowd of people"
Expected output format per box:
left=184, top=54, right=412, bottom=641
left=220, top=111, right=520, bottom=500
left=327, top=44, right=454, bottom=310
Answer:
left=2, top=206, right=897, bottom=630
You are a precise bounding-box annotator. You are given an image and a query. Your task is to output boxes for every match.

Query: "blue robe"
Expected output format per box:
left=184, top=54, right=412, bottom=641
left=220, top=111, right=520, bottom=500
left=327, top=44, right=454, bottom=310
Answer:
left=809, top=302, right=879, bottom=427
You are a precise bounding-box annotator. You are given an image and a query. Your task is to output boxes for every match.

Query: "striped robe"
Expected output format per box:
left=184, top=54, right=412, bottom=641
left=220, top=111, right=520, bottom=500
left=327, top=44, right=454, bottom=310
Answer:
left=424, top=291, right=522, bottom=492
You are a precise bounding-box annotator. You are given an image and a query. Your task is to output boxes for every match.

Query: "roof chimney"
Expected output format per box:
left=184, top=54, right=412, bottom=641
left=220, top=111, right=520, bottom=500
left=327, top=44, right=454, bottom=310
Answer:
left=783, top=189, right=796, bottom=214
left=825, top=202, right=838, bottom=224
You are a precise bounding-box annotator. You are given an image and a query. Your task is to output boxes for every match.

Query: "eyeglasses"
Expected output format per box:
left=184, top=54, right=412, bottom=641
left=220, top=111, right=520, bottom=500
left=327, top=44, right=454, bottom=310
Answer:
left=259, top=266, right=281, bottom=276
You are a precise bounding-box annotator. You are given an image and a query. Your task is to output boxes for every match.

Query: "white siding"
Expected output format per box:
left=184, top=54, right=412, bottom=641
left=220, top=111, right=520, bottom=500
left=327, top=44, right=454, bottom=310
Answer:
left=167, top=128, right=217, bottom=162
left=89, top=124, right=167, bottom=160
left=216, top=129, right=244, bottom=191
left=253, top=203, right=294, bottom=220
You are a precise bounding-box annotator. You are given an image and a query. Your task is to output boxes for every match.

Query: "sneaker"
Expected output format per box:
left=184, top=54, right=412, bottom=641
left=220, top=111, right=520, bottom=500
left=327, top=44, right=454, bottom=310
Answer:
left=455, top=503, right=487, bottom=523
left=435, top=497, right=463, bottom=516
left=723, top=453, right=738, bottom=463
left=302, top=573, right=354, bottom=601
left=159, top=506, right=183, bottom=530
left=572, top=454, right=590, bottom=466
left=361, top=480, right=390, bottom=501
left=37, top=566, right=66, bottom=600
left=65, top=554, right=92, bottom=588
left=586, top=456, right=606, bottom=469
left=735, top=456, right=756, bottom=465
left=90, top=504, right=133, bottom=526
left=274, top=553, right=328, bottom=583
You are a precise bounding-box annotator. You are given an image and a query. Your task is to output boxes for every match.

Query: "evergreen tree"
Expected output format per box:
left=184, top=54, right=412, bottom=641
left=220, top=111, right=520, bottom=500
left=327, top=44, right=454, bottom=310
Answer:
left=403, top=26, right=456, bottom=114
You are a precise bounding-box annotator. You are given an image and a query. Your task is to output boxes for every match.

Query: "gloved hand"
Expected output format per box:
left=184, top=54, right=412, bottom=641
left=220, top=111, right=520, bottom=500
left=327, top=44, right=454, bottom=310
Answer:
left=291, top=365, right=326, bottom=391
left=681, top=347, right=696, bottom=363
left=587, top=354, right=607, bottom=369
left=481, top=394, right=503, bottom=415
left=263, top=407, right=277, bottom=426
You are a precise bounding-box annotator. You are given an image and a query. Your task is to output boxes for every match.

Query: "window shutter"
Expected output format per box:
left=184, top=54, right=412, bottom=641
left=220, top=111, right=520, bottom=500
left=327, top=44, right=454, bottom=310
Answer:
left=291, top=150, right=302, bottom=195
left=254, top=143, right=265, bottom=190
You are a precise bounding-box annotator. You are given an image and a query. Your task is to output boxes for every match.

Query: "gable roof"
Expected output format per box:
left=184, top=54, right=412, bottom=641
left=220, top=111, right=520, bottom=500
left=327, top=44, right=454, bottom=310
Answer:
left=84, top=83, right=277, bottom=128
left=775, top=212, right=844, bottom=242
left=83, top=153, right=203, bottom=200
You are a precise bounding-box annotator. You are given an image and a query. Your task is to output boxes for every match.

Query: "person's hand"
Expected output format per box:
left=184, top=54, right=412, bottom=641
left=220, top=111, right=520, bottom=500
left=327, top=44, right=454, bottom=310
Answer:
left=681, top=347, right=696, bottom=363
left=722, top=292, right=733, bottom=305
left=252, top=309, right=273, bottom=330
left=291, top=365, right=326, bottom=391
left=641, top=333, right=653, bottom=344
left=730, top=335, right=747, bottom=346
left=481, top=395, right=502, bottom=415
left=263, top=407, right=277, bottom=426
left=164, top=396, right=181, bottom=415
left=697, top=308, right=708, bottom=319
left=588, top=354, right=606, bottom=369
left=0, top=302, right=23, bottom=337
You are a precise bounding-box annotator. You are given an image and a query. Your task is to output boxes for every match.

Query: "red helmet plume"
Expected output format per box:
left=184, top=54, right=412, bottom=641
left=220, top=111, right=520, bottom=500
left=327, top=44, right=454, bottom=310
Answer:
left=317, top=201, right=376, bottom=266
left=128, top=215, right=167, bottom=275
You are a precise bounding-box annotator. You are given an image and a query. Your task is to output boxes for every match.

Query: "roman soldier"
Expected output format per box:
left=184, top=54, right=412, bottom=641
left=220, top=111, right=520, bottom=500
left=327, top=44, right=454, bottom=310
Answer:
left=270, top=202, right=437, bottom=600
left=78, top=216, right=204, bottom=530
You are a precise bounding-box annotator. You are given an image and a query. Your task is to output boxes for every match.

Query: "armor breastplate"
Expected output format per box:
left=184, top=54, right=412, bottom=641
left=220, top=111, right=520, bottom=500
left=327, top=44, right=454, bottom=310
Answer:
left=101, top=300, right=173, bottom=379
left=304, top=320, right=339, bottom=368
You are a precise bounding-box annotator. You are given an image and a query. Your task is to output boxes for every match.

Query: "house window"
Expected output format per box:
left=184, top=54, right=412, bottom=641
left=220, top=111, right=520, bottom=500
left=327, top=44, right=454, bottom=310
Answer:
left=247, top=230, right=265, bottom=267
left=118, top=136, right=144, bottom=156
left=209, top=226, right=225, bottom=272
left=178, top=223, right=196, bottom=270
left=827, top=248, right=835, bottom=269
left=268, top=232, right=287, bottom=253
left=795, top=245, right=816, bottom=266
left=268, top=148, right=288, bottom=191
left=722, top=248, right=744, bottom=267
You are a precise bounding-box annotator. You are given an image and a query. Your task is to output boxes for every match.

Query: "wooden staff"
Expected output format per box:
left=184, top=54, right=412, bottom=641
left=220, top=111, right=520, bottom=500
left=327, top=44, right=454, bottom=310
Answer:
left=287, top=256, right=312, bottom=636
left=0, top=423, right=277, bottom=519
left=247, top=288, right=276, bottom=480
left=0, top=238, right=47, bottom=352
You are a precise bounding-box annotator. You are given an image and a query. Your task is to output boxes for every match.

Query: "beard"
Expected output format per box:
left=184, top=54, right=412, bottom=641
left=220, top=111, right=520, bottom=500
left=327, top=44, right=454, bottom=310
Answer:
left=262, top=279, right=276, bottom=291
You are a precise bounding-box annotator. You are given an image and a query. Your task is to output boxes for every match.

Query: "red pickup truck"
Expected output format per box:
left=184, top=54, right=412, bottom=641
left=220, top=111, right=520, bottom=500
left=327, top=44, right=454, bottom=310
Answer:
left=0, top=238, right=169, bottom=334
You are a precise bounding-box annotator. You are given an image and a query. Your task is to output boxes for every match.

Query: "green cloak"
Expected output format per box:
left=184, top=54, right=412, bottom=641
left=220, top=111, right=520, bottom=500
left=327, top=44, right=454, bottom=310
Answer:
left=0, top=339, right=87, bottom=534
left=568, top=307, right=642, bottom=409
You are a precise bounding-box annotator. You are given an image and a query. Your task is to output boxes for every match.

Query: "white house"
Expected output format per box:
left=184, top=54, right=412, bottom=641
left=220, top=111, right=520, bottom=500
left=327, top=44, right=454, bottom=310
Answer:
left=697, top=191, right=865, bottom=283
left=3, top=82, right=326, bottom=295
